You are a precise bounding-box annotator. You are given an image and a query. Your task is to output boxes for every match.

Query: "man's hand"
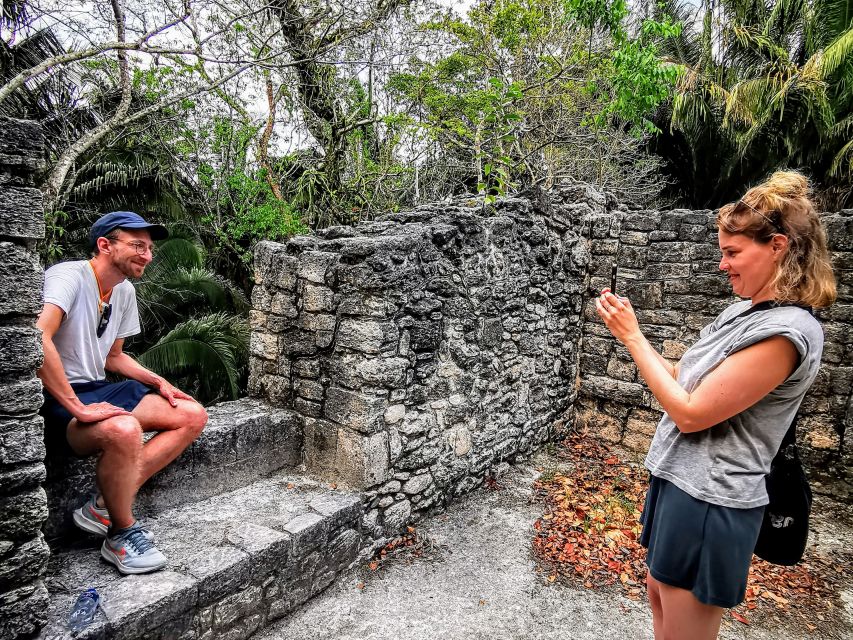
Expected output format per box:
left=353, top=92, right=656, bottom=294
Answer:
left=154, top=378, right=195, bottom=407
left=73, top=402, right=132, bottom=424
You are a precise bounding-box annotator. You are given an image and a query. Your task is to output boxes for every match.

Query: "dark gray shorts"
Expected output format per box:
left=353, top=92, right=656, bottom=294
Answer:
left=640, top=474, right=764, bottom=608
left=41, top=380, right=154, bottom=456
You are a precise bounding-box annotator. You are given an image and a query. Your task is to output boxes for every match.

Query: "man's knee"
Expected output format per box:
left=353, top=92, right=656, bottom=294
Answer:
left=186, top=402, right=207, bottom=437
left=174, top=401, right=207, bottom=439
left=101, top=415, right=144, bottom=451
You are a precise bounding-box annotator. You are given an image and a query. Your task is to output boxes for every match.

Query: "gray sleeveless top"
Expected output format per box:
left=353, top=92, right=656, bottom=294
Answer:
left=644, top=300, right=824, bottom=509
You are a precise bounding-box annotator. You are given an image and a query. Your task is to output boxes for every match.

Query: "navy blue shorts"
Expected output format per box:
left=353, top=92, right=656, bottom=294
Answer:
left=640, top=475, right=764, bottom=608
left=42, top=380, right=154, bottom=454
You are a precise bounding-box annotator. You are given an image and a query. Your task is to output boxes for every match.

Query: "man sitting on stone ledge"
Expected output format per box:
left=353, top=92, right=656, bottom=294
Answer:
left=37, top=211, right=208, bottom=575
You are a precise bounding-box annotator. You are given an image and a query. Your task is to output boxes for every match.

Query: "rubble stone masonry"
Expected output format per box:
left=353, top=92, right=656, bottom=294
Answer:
left=252, top=188, right=853, bottom=524
left=0, top=118, right=49, bottom=638
left=250, top=188, right=598, bottom=536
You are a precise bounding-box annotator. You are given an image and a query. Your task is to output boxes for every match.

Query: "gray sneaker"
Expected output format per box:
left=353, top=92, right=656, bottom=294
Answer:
left=73, top=495, right=154, bottom=541
left=101, top=522, right=167, bottom=575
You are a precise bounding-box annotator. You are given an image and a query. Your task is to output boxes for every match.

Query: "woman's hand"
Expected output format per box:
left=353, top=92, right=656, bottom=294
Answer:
left=595, top=289, right=642, bottom=345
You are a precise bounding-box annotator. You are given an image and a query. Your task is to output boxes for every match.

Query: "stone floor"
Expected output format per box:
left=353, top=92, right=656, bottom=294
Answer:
left=39, top=472, right=363, bottom=640
left=256, top=453, right=853, bottom=640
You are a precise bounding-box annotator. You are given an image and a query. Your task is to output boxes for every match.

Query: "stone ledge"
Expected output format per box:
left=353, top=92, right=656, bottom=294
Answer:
left=39, top=473, right=365, bottom=640
left=43, top=399, right=304, bottom=540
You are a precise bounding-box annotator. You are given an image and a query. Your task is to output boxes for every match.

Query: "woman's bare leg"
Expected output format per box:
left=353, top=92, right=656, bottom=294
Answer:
left=652, top=574, right=725, bottom=640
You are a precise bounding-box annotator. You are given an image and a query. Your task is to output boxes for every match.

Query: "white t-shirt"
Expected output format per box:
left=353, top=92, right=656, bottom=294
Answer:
left=43, top=260, right=141, bottom=383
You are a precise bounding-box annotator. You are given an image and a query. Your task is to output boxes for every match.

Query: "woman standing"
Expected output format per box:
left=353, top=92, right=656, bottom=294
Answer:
left=596, top=171, right=836, bottom=639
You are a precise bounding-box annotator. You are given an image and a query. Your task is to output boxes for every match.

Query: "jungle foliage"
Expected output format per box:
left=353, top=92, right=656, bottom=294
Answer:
left=3, top=0, right=852, bottom=399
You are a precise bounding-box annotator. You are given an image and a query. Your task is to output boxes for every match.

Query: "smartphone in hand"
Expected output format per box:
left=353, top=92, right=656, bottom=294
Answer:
left=610, top=262, right=617, bottom=296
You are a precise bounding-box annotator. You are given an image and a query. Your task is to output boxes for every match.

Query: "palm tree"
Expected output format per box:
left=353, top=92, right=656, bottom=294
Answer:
left=649, top=0, right=853, bottom=207
left=129, top=229, right=250, bottom=405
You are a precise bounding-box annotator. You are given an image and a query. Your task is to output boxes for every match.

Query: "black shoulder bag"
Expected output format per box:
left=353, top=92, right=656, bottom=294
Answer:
left=715, top=301, right=813, bottom=566
left=753, top=416, right=812, bottom=565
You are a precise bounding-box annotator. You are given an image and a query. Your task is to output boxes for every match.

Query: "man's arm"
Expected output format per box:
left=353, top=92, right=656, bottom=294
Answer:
left=37, top=303, right=131, bottom=423
left=105, top=340, right=196, bottom=407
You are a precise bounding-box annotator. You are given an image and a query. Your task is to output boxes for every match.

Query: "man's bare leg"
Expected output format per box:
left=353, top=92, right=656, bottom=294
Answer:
left=131, top=394, right=207, bottom=488
left=67, top=394, right=205, bottom=530
left=66, top=415, right=143, bottom=530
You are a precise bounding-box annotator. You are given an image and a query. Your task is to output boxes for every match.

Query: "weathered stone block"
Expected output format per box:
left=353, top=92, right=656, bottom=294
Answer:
left=402, top=473, right=433, bottom=495
left=324, top=387, right=386, bottom=433
left=384, top=404, right=405, bottom=425
left=0, top=534, right=49, bottom=592
left=0, top=243, right=42, bottom=316
left=0, top=327, right=41, bottom=376
left=338, top=294, right=391, bottom=318
left=270, top=292, right=299, bottom=318
left=662, top=339, right=687, bottom=360
left=304, top=418, right=338, bottom=472
left=647, top=242, right=691, bottom=263
left=336, top=428, right=389, bottom=487
left=626, top=408, right=661, bottom=437
left=309, top=492, right=363, bottom=529
left=249, top=332, right=279, bottom=360
left=326, top=528, right=361, bottom=571
left=336, top=319, right=398, bottom=354
left=0, top=377, right=42, bottom=418
left=0, top=487, right=46, bottom=542
left=0, top=416, right=45, bottom=465
left=382, top=499, right=412, bottom=533
left=574, top=408, right=622, bottom=443
left=284, top=512, right=329, bottom=554
left=327, top=354, right=408, bottom=389
left=0, top=463, right=46, bottom=496
left=184, top=544, right=250, bottom=604
left=0, top=581, right=48, bottom=639
left=213, top=584, right=262, bottom=629
left=297, top=251, right=338, bottom=284
left=302, top=284, right=335, bottom=312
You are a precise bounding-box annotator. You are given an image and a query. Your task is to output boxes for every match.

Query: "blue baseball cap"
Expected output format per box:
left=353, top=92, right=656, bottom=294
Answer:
left=89, top=211, right=168, bottom=248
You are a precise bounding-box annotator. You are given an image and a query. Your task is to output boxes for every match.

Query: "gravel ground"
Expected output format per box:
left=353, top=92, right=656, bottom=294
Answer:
left=255, top=453, right=853, bottom=640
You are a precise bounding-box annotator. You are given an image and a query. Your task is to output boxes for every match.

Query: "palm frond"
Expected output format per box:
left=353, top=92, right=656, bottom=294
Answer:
left=1, top=1, right=28, bottom=28
left=763, top=0, right=806, bottom=42
left=814, top=26, right=853, bottom=80
left=137, top=312, right=248, bottom=404
left=830, top=135, right=853, bottom=175
left=812, top=0, right=853, bottom=50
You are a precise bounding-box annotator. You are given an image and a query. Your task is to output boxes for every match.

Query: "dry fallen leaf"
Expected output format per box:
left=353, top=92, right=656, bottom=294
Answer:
left=731, top=611, right=750, bottom=625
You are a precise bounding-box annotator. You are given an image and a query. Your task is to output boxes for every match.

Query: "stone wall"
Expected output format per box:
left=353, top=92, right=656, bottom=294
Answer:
left=0, top=118, right=50, bottom=638
left=250, top=190, right=598, bottom=535
left=576, top=207, right=853, bottom=498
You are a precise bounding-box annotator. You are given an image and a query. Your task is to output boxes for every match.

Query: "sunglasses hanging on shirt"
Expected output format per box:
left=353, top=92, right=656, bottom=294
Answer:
left=97, top=303, right=112, bottom=337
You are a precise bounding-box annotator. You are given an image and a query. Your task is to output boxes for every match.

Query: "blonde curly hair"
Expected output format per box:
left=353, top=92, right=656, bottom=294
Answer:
left=717, top=171, right=837, bottom=309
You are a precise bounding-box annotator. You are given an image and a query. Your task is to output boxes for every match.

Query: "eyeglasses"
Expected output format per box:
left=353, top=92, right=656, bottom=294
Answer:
left=109, top=238, right=156, bottom=256
left=736, top=200, right=783, bottom=233
left=96, top=303, right=112, bottom=338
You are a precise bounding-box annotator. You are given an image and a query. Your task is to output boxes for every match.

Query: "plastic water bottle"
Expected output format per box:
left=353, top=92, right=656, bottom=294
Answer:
left=67, top=588, right=99, bottom=633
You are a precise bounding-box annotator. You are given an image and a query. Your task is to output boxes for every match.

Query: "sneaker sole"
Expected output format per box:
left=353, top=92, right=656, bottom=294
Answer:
left=73, top=509, right=108, bottom=537
left=72, top=509, right=156, bottom=542
left=100, top=544, right=167, bottom=575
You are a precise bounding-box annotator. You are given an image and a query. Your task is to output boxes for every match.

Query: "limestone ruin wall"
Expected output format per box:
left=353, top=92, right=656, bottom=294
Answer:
left=0, top=117, right=50, bottom=638
left=249, top=191, right=592, bottom=535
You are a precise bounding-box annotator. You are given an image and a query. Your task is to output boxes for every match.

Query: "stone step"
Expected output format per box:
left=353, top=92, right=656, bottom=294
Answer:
left=39, top=471, right=365, bottom=640
left=43, top=399, right=304, bottom=540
